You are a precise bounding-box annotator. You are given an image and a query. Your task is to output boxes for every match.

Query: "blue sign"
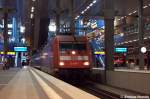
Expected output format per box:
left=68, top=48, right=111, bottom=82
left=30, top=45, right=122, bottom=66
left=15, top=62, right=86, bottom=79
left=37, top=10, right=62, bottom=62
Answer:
left=115, top=48, right=127, bottom=53
left=14, top=47, right=27, bottom=52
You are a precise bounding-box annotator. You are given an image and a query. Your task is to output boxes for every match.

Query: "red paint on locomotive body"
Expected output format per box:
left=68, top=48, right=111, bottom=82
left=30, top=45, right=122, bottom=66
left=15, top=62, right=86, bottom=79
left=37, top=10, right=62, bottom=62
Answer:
left=52, top=35, right=92, bottom=70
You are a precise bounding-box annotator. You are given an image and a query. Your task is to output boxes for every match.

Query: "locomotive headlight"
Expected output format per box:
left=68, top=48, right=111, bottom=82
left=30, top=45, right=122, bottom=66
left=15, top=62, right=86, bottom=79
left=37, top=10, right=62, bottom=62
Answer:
left=72, top=51, right=76, bottom=55
left=59, top=62, right=64, bottom=66
left=83, top=62, right=89, bottom=66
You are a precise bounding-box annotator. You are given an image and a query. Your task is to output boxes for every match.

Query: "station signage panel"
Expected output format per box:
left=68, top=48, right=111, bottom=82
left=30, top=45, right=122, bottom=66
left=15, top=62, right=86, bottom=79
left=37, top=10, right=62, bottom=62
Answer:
left=14, top=47, right=27, bottom=52
left=115, top=48, right=127, bottom=53
left=94, top=51, right=105, bottom=55
left=0, top=52, right=15, bottom=55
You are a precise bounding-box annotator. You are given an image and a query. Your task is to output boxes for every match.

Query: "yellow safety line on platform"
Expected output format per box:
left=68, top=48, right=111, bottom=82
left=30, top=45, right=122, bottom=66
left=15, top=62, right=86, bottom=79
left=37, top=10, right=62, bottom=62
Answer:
left=30, top=70, right=63, bottom=99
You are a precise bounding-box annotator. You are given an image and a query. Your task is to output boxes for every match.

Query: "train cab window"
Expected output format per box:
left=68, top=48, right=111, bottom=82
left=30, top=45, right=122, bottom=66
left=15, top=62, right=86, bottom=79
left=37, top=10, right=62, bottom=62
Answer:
left=59, top=43, right=86, bottom=51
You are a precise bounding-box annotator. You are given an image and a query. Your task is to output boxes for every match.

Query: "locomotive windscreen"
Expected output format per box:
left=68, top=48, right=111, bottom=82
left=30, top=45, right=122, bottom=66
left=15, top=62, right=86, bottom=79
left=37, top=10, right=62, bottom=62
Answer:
left=59, top=43, right=86, bottom=51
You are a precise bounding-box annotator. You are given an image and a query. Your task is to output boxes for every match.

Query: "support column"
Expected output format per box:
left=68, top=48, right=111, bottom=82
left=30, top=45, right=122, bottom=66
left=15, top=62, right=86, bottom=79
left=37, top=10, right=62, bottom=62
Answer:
left=33, top=0, right=49, bottom=49
left=70, top=0, right=75, bottom=34
left=56, top=0, right=60, bottom=35
left=138, top=0, right=145, bottom=70
left=104, top=0, right=115, bottom=70
left=3, top=11, right=8, bottom=64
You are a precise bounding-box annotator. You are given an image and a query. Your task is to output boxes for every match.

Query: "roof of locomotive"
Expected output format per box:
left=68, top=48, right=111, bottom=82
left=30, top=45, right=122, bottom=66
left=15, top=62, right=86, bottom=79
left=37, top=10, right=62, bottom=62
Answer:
left=55, top=35, right=88, bottom=42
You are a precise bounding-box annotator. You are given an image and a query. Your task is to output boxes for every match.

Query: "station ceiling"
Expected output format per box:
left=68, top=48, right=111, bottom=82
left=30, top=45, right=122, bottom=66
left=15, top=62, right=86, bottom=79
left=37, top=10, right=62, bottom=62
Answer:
left=0, top=0, right=150, bottom=19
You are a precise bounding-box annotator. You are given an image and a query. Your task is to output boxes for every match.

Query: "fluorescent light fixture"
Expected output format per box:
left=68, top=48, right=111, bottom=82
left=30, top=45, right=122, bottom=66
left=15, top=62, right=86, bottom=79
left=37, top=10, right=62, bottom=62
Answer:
left=76, top=0, right=97, bottom=20
left=21, top=38, right=26, bottom=44
left=31, top=7, right=35, bottom=10
left=31, top=7, right=35, bottom=12
left=143, top=5, right=148, bottom=8
left=49, top=24, right=56, bottom=32
left=128, top=13, right=132, bottom=15
left=30, top=13, right=34, bottom=19
left=121, top=17, right=124, bottom=19
left=8, top=24, right=12, bottom=28
left=86, top=6, right=90, bottom=10
left=8, top=31, right=12, bottom=35
left=144, top=37, right=148, bottom=40
left=120, top=33, right=124, bottom=37
left=93, top=0, right=97, bottom=4
left=133, top=10, right=137, bottom=13
left=20, top=26, right=25, bottom=33
left=81, top=11, right=84, bottom=14
left=89, top=3, right=93, bottom=7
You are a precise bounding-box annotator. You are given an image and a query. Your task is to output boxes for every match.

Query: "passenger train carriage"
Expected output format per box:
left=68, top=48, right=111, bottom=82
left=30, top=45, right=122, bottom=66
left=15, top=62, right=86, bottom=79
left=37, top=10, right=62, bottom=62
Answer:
left=31, top=35, right=92, bottom=75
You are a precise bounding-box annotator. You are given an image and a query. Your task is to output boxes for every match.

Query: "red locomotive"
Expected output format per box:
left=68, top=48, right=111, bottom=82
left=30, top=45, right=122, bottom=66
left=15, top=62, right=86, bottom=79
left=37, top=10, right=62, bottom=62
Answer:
left=31, top=35, right=92, bottom=74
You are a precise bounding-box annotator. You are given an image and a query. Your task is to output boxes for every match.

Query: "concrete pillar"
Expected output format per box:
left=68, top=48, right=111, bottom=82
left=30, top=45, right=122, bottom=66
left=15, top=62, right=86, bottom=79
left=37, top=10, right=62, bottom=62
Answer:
left=3, top=12, right=8, bottom=63
left=70, top=0, right=75, bottom=34
left=56, top=0, right=60, bottom=34
left=33, top=0, right=49, bottom=49
left=138, top=0, right=145, bottom=70
left=104, top=0, right=115, bottom=70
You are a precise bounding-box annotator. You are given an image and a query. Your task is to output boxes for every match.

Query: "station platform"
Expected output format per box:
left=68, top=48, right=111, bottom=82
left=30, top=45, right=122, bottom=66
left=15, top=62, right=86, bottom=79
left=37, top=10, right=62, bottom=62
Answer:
left=91, top=67, right=150, bottom=96
left=0, top=66, right=99, bottom=99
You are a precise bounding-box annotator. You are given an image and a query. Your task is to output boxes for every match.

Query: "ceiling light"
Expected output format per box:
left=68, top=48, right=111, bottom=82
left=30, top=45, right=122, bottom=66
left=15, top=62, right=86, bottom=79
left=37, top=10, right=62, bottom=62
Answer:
left=75, top=0, right=97, bottom=20
left=128, top=13, right=132, bottom=15
left=30, top=14, right=34, bottom=19
left=143, top=5, right=148, bottom=8
left=81, top=11, right=84, bottom=14
left=49, top=24, right=56, bottom=32
left=133, top=11, right=137, bottom=13
left=31, top=7, right=35, bottom=10
left=118, top=19, right=121, bottom=21
left=89, top=3, right=93, bottom=7
left=86, top=6, right=90, bottom=9
left=93, top=0, right=97, bottom=4
left=31, top=7, right=35, bottom=12
left=144, top=37, right=148, bottom=40
left=20, top=26, right=25, bottom=33
left=121, top=17, right=124, bottom=19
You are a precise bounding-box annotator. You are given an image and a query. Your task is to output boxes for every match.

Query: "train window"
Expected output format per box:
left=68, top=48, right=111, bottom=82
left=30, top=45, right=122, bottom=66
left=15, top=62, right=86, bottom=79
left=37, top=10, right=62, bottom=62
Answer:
left=59, top=43, right=86, bottom=51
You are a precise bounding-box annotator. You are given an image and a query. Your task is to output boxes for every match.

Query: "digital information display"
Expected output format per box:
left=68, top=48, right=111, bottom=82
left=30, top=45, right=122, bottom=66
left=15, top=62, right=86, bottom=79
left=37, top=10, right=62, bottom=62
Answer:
left=115, top=48, right=127, bottom=53
left=14, top=47, right=27, bottom=52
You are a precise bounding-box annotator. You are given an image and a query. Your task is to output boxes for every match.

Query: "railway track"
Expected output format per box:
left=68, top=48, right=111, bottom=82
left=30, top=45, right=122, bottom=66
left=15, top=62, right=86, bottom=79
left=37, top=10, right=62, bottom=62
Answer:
left=78, top=81, right=121, bottom=99
left=34, top=67, right=121, bottom=98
